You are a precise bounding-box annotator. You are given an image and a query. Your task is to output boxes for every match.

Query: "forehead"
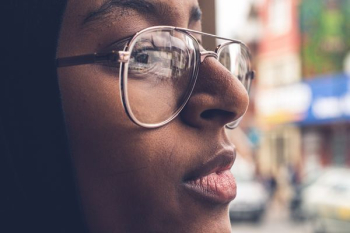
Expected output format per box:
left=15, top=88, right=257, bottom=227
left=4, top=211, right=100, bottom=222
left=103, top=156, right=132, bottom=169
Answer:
left=59, top=0, right=202, bottom=55
left=65, top=0, right=201, bottom=30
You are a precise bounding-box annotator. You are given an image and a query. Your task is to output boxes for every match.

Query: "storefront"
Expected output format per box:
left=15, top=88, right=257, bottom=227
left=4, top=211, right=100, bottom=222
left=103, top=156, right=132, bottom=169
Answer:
left=298, top=73, right=350, bottom=169
left=256, top=73, right=350, bottom=178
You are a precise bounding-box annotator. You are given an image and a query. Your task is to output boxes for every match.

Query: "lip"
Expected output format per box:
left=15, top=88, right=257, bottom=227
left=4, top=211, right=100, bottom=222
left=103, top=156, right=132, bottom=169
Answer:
left=183, top=148, right=237, bottom=204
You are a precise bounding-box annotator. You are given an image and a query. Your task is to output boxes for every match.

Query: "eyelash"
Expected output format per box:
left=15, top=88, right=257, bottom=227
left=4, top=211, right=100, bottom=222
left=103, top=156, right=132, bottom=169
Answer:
left=104, top=36, right=131, bottom=52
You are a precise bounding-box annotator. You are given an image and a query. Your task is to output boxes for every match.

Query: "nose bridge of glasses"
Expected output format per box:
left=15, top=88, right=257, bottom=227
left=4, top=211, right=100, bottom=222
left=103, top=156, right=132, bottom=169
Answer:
left=200, top=51, right=218, bottom=63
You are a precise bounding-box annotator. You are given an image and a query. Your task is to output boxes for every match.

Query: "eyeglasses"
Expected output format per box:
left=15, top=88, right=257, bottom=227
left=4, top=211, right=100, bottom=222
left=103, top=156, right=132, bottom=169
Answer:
left=56, top=26, right=254, bottom=129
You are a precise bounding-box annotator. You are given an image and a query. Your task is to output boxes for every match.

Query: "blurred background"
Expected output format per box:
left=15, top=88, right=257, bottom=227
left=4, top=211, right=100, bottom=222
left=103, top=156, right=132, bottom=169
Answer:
left=199, top=0, right=350, bottom=232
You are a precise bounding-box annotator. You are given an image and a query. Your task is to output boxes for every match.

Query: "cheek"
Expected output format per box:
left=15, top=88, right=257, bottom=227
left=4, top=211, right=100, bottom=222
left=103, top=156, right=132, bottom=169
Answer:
left=57, top=65, right=180, bottom=190
left=58, top=67, right=123, bottom=128
left=57, top=65, right=173, bottom=203
left=57, top=66, right=202, bottom=231
left=58, top=66, right=132, bottom=169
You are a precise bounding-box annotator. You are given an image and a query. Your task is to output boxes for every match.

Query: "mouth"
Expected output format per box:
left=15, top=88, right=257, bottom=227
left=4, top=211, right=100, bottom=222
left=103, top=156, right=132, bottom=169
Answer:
left=183, top=148, right=237, bottom=204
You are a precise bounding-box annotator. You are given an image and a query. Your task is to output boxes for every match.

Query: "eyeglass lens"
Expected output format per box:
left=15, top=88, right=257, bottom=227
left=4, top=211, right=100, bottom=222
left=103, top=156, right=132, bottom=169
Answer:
left=217, top=43, right=252, bottom=92
left=125, top=29, right=198, bottom=125
left=123, top=28, right=251, bottom=126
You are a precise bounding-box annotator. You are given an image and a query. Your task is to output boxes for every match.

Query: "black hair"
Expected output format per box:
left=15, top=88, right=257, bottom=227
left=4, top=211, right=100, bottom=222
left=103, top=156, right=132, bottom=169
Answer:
left=1, top=1, right=87, bottom=232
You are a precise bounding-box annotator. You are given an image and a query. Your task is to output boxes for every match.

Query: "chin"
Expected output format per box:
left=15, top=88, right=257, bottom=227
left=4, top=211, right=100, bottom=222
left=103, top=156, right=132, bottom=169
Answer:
left=135, top=203, right=232, bottom=233
left=184, top=216, right=232, bottom=233
left=169, top=207, right=232, bottom=233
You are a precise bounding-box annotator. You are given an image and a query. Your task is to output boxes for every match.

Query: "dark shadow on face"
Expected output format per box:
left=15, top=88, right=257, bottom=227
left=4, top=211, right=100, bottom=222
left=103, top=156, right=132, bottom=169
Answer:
left=57, top=0, right=249, bottom=232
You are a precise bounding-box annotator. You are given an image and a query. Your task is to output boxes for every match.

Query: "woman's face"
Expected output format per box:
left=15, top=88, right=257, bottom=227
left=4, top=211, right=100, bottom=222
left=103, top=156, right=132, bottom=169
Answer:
left=57, top=0, right=249, bottom=232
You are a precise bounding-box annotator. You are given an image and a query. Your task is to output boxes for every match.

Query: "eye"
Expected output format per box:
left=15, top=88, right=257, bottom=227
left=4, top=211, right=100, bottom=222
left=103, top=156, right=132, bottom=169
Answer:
left=129, top=48, right=165, bottom=77
left=107, top=37, right=131, bottom=51
left=135, top=53, right=149, bottom=64
left=127, top=32, right=193, bottom=83
left=96, top=37, right=132, bottom=70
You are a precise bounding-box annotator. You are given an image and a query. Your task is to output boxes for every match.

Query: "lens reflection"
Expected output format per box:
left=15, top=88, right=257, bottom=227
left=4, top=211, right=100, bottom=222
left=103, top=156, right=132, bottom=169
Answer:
left=218, top=43, right=252, bottom=91
left=125, top=29, right=197, bottom=125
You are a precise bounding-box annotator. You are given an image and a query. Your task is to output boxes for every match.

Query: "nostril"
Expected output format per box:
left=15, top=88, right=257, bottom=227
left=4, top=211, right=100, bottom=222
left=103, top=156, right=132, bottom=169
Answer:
left=200, top=109, right=236, bottom=122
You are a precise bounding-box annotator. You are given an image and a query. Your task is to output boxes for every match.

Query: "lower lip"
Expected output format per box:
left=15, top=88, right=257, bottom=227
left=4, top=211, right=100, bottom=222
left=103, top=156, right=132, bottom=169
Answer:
left=183, top=170, right=237, bottom=204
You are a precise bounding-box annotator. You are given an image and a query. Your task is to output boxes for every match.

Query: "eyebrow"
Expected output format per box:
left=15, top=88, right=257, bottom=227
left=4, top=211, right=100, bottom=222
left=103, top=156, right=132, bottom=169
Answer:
left=83, top=0, right=202, bottom=27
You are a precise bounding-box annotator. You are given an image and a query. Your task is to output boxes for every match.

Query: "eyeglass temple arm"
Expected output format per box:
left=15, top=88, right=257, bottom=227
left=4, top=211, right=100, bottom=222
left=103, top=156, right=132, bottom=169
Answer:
left=56, top=51, right=130, bottom=67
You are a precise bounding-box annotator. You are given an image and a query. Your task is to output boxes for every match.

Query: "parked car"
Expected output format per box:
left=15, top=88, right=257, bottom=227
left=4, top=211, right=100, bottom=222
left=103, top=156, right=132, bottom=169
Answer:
left=300, top=167, right=350, bottom=233
left=229, top=157, right=269, bottom=222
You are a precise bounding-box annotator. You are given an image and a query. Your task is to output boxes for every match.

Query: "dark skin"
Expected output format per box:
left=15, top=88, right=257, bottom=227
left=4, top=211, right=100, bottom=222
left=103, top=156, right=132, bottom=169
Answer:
left=57, top=0, right=249, bottom=232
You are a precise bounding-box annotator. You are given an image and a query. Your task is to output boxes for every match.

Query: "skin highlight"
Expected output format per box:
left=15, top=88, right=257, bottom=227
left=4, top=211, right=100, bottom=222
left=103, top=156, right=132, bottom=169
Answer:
left=57, top=0, right=249, bottom=232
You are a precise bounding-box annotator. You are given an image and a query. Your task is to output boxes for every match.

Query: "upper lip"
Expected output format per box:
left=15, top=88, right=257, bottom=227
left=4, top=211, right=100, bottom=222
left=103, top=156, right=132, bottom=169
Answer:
left=183, top=147, right=236, bottom=182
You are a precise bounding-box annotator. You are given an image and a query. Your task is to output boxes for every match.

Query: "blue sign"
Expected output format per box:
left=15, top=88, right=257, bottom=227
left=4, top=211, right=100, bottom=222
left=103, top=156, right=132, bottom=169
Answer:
left=299, top=73, right=350, bottom=125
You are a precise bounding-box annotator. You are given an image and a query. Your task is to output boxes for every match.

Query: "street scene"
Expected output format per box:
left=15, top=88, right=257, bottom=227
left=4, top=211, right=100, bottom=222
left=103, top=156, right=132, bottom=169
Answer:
left=198, top=0, right=350, bottom=232
left=227, top=154, right=315, bottom=233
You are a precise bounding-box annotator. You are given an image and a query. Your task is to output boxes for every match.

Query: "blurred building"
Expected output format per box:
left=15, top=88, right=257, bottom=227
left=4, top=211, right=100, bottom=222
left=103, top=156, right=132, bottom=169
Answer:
left=254, top=0, right=350, bottom=191
left=298, top=0, right=350, bottom=171
left=253, top=0, right=302, bottom=203
left=199, top=0, right=350, bottom=190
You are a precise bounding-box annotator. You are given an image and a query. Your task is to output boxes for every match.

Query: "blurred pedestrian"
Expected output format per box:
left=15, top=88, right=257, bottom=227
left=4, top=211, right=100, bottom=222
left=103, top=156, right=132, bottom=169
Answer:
left=267, top=175, right=278, bottom=198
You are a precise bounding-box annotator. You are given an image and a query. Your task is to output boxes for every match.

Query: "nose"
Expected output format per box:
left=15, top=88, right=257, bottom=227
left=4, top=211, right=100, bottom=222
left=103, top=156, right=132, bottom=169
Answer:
left=180, top=58, right=249, bottom=129
left=200, top=51, right=218, bottom=62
